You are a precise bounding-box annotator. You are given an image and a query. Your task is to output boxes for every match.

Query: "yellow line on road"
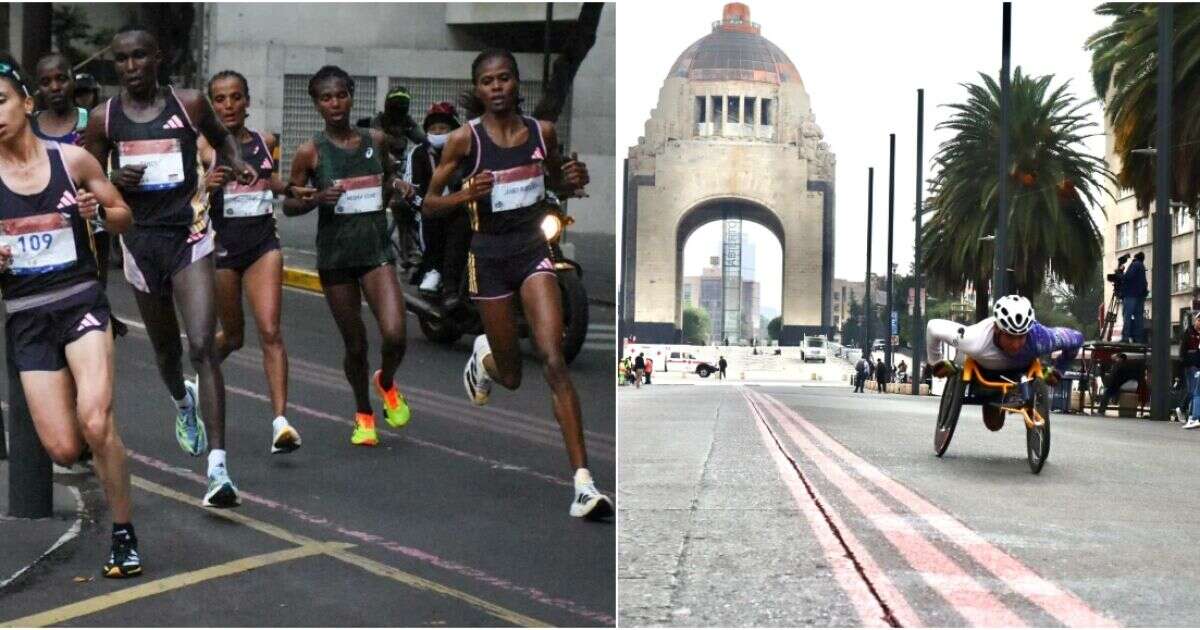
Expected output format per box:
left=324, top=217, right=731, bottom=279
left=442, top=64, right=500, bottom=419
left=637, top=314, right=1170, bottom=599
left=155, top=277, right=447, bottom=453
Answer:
left=1, top=543, right=348, bottom=628
left=282, top=266, right=323, bottom=293
left=130, top=475, right=550, bottom=627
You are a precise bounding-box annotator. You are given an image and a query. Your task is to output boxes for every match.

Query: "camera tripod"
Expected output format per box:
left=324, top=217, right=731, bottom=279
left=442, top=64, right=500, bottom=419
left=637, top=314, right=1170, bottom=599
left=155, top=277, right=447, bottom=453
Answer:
left=1101, top=291, right=1121, bottom=342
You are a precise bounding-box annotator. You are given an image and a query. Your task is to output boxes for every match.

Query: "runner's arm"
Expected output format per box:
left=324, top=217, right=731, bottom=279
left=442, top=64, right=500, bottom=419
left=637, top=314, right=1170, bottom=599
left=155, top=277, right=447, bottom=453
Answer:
left=1027, top=322, right=1084, bottom=372
left=187, top=91, right=256, bottom=186
left=81, top=103, right=112, bottom=173
left=539, top=121, right=589, bottom=197
left=283, top=141, right=320, bottom=217
left=422, top=126, right=484, bottom=219
left=63, top=144, right=132, bottom=234
left=925, top=319, right=968, bottom=365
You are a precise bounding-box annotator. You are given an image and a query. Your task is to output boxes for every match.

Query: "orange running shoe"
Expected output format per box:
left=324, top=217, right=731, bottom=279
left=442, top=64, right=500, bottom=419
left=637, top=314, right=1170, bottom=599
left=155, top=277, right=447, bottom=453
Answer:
left=351, top=412, right=378, bottom=446
left=373, top=370, right=411, bottom=428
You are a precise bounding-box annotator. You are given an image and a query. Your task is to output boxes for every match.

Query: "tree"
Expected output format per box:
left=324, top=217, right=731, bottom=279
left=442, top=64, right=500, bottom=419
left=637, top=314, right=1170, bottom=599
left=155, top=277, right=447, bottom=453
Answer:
left=1088, top=4, right=1200, bottom=210
left=682, top=306, right=711, bottom=345
left=920, top=69, right=1114, bottom=320
left=767, top=316, right=782, bottom=341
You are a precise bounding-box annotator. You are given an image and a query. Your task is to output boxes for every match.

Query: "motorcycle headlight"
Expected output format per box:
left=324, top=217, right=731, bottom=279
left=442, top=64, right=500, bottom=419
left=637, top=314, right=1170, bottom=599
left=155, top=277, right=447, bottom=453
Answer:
left=541, top=214, right=563, bottom=241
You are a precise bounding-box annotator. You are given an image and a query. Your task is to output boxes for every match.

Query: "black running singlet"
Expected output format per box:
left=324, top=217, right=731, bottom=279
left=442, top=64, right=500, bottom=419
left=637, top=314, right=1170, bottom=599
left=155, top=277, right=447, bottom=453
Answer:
left=31, top=107, right=88, bottom=146
left=209, top=130, right=276, bottom=253
left=0, top=141, right=98, bottom=300
left=104, top=88, right=203, bottom=229
left=463, top=115, right=549, bottom=255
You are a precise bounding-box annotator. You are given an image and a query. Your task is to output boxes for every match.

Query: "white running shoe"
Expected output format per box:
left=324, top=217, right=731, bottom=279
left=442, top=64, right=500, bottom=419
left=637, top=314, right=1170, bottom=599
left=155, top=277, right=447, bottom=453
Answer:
left=463, top=335, right=494, bottom=406
left=271, top=419, right=302, bottom=454
left=419, top=269, right=442, bottom=294
left=570, top=480, right=615, bottom=520
left=203, top=466, right=241, bottom=508
left=1184, top=419, right=1200, bottom=430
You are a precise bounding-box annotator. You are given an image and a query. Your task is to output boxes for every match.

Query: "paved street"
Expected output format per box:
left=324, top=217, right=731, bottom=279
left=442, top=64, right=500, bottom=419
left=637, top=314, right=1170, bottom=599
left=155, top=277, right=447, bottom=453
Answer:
left=619, top=383, right=1200, bottom=627
left=1, top=279, right=615, bottom=627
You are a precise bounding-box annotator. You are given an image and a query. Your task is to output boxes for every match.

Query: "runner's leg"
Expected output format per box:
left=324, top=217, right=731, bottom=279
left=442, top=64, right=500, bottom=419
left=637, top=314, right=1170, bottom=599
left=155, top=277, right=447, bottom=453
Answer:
left=22, top=370, right=85, bottom=466
left=359, top=264, right=406, bottom=389
left=242, top=249, right=287, bottom=418
left=65, top=327, right=132, bottom=523
left=172, top=256, right=226, bottom=450
left=324, top=280, right=372, bottom=413
left=519, top=273, right=586, bottom=471
left=475, top=295, right=523, bottom=390
left=133, top=288, right=188, bottom=401
left=214, top=266, right=246, bottom=362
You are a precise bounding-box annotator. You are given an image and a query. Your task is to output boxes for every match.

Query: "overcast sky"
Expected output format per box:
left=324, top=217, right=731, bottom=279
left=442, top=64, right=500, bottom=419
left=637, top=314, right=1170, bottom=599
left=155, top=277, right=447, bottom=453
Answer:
left=618, top=0, right=1113, bottom=312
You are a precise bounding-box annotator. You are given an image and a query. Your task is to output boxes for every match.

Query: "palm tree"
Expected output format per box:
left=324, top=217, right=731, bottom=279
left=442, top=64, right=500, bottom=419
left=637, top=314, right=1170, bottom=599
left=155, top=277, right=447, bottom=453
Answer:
left=920, top=68, right=1114, bottom=319
left=1087, top=3, right=1200, bottom=210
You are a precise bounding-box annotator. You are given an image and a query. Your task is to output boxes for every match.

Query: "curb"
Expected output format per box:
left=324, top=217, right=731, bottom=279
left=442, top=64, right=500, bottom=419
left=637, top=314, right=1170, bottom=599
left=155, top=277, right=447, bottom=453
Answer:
left=282, top=266, right=323, bottom=293
left=0, top=485, right=84, bottom=590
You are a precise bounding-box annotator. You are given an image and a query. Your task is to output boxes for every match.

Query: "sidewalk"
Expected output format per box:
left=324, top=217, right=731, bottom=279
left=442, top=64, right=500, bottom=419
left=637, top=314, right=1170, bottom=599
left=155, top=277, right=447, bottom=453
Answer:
left=0, top=460, right=86, bottom=589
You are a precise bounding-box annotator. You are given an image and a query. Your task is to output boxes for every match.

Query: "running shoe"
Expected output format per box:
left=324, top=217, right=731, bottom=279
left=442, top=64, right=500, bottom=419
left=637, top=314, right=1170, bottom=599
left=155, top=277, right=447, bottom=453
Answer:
left=419, top=269, right=442, bottom=294
left=271, top=420, right=302, bottom=454
left=202, top=466, right=241, bottom=508
left=463, top=335, right=494, bottom=406
left=1185, top=419, right=1200, bottom=430
left=174, top=379, right=207, bottom=456
left=351, top=412, right=379, bottom=446
left=570, top=480, right=615, bottom=520
left=373, top=370, right=412, bottom=428
left=102, top=536, right=142, bottom=579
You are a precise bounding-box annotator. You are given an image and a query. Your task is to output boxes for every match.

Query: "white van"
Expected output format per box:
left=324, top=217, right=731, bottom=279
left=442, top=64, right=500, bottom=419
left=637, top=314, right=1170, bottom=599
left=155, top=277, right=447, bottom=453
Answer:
left=801, top=336, right=828, bottom=363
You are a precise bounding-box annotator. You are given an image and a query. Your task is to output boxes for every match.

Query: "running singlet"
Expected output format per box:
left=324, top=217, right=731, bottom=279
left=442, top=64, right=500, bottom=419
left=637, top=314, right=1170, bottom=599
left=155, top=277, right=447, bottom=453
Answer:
left=0, top=141, right=98, bottom=300
left=463, top=115, right=548, bottom=256
left=311, top=130, right=392, bottom=270
left=104, top=88, right=202, bottom=228
left=31, top=107, right=89, bottom=146
left=210, top=130, right=276, bottom=248
left=925, top=317, right=1084, bottom=372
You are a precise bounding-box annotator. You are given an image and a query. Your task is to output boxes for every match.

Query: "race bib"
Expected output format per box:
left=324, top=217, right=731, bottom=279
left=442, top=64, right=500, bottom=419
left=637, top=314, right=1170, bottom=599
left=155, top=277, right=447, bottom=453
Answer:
left=223, top=180, right=273, bottom=218
left=490, top=163, right=545, bottom=213
left=119, top=139, right=185, bottom=190
left=0, top=213, right=77, bottom=275
left=333, top=174, right=383, bottom=215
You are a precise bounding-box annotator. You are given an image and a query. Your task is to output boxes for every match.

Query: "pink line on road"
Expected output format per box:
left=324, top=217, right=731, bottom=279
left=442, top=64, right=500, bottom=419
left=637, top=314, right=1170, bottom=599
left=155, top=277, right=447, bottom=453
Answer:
left=756, top=390, right=1119, bottom=628
left=742, top=389, right=917, bottom=627
left=748, top=390, right=1026, bottom=627
left=123, top=449, right=614, bottom=625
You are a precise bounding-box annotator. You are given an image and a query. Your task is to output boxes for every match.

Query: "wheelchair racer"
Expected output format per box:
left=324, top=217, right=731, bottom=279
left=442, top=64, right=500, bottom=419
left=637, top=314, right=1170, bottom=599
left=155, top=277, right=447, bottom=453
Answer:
left=925, top=295, right=1084, bottom=430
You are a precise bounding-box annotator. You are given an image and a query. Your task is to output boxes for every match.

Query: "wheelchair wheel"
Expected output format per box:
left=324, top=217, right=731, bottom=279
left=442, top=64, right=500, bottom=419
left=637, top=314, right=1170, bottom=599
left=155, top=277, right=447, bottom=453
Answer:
left=935, top=372, right=965, bottom=456
left=1026, top=380, right=1052, bottom=474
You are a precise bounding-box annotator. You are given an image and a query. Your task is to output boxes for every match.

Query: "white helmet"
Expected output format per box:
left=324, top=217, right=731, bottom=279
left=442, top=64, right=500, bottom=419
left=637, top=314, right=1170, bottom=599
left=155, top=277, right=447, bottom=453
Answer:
left=993, top=294, right=1035, bottom=335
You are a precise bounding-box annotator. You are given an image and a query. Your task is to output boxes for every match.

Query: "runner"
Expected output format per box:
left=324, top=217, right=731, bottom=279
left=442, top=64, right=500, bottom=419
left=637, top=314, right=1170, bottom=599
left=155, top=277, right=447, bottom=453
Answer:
left=199, top=69, right=305, bottom=454
left=32, top=53, right=126, bottom=335
left=0, top=57, right=141, bottom=577
left=284, top=65, right=415, bottom=446
left=422, top=49, right=613, bottom=520
left=83, top=26, right=258, bottom=507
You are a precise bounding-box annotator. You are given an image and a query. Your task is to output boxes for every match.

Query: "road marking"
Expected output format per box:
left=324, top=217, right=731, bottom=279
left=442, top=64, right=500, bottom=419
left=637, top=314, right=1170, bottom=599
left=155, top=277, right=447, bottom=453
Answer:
left=2, top=543, right=345, bottom=628
left=753, top=390, right=1119, bottom=627
left=749, top=390, right=1025, bottom=626
left=742, top=389, right=916, bottom=627
left=128, top=475, right=552, bottom=627
left=0, top=487, right=84, bottom=591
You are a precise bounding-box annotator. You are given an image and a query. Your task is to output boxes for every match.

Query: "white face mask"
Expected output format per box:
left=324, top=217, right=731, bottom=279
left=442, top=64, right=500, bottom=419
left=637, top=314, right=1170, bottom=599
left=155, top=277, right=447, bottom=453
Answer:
left=427, top=133, right=449, bottom=149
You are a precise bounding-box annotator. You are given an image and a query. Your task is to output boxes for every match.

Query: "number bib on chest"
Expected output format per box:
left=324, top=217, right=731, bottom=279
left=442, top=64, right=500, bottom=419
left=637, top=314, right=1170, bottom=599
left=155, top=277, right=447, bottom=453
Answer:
left=333, top=174, right=383, bottom=215
left=490, top=163, right=545, bottom=213
left=223, top=180, right=273, bottom=218
left=119, top=139, right=186, bottom=190
left=0, top=213, right=77, bottom=275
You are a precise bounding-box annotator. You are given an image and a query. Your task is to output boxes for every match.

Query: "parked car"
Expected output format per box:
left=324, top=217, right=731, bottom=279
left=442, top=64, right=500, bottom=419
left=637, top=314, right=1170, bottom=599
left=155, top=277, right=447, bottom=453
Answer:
left=801, top=336, right=828, bottom=363
left=665, top=350, right=719, bottom=377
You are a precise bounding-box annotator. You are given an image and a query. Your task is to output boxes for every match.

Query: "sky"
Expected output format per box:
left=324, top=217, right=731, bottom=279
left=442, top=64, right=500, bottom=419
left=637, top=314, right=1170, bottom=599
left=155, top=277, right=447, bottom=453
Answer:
left=618, top=0, right=1113, bottom=313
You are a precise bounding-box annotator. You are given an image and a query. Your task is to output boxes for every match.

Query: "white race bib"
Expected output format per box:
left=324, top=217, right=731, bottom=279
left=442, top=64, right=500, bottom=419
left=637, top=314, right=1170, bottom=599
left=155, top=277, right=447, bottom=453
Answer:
left=490, top=163, right=545, bottom=213
left=119, top=139, right=185, bottom=191
left=333, top=174, right=384, bottom=215
left=223, top=180, right=273, bottom=218
left=0, top=213, right=77, bottom=275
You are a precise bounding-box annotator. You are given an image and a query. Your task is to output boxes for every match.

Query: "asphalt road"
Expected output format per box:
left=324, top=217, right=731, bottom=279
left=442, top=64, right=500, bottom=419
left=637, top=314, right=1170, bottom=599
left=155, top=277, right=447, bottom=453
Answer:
left=1, top=279, right=615, bottom=627
left=618, top=383, right=1200, bottom=627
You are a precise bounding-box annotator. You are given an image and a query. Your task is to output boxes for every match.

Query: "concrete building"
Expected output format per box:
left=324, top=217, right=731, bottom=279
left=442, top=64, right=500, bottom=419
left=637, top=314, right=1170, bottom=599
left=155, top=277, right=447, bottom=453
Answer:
left=621, top=2, right=836, bottom=345
left=829, top=275, right=886, bottom=332
left=683, top=256, right=762, bottom=343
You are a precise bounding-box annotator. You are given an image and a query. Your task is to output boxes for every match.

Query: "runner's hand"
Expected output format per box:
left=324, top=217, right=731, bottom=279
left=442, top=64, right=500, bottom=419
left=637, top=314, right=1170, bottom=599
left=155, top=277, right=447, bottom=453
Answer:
left=114, top=164, right=147, bottom=189
left=928, top=360, right=957, bottom=379
left=233, top=162, right=259, bottom=187
left=561, top=152, right=589, bottom=195
left=0, top=245, right=11, bottom=273
left=204, top=165, right=233, bottom=192
left=465, top=171, right=494, bottom=201
left=316, top=185, right=345, bottom=206
left=286, top=185, right=318, bottom=201
left=76, top=191, right=100, bottom=221
left=391, top=178, right=415, bottom=200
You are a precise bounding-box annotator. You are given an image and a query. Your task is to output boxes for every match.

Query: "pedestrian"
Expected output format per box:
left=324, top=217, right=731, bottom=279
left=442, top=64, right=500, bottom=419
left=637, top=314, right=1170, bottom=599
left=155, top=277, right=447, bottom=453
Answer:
left=718, top=355, right=728, bottom=379
left=897, top=359, right=908, bottom=384
left=0, top=56, right=141, bottom=577
left=644, top=357, right=653, bottom=385
left=633, top=352, right=645, bottom=389
left=854, top=356, right=869, bottom=393
left=1180, top=316, right=1200, bottom=428
left=1121, top=251, right=1148, bottom=343
left=875, top=358, right=887, bottom=393
left=407, top=102, right=469, bottom=303
left=284, top=65, right=415, bottom=447
left=422, top=49, right=610, bottom=519
left=85, top=26, right=261, bottom=507
left=200, top=70, right=306, bottom=454
left=1097, top=353, right=1147, bottom=416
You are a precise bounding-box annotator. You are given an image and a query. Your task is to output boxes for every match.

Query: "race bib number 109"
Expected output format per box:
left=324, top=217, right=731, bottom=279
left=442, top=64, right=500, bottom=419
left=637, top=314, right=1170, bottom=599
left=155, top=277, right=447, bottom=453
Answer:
left=0, top=213, right=77, bottom=275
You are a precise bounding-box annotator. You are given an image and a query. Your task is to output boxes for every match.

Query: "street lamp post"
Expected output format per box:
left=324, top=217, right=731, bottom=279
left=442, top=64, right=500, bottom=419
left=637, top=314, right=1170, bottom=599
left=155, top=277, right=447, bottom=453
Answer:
left=887, top=134, right=896, bottom=376
left=994, top=2, right=1012, bottom=299
left=1151, top=4, right=1174, bottom=421
left=865, top=167, right=874, bottom=354
left=913, top=89, right=925, bottom=395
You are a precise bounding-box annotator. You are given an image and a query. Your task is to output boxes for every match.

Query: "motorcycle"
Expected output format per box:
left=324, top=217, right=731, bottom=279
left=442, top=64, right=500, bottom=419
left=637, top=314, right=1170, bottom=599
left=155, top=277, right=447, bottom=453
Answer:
left=400, top=195, right=590, bottom=364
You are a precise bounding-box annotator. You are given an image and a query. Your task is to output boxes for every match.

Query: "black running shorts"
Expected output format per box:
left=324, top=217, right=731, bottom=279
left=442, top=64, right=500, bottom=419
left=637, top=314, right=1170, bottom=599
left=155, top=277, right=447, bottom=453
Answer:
left=6, top=282, right=111, bottom=372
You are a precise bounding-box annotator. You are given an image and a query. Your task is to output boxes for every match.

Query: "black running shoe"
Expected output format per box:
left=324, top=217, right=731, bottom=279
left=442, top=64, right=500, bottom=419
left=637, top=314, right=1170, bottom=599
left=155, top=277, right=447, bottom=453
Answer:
left=111, top=315, right=129, bottom=338
left=103, top=536, right=142, bottom=579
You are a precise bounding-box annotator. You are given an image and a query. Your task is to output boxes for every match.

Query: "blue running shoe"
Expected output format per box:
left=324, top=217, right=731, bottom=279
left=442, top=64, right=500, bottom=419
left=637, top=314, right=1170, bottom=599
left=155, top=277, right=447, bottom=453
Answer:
left=202, top=466, right=240, bottom=508
left=174, top=379, right=207, bottom=456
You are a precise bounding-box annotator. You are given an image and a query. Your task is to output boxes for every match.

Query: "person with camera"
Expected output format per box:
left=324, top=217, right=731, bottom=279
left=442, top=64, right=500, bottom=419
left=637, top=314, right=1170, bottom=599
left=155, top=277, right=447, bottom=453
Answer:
left=1121, top=252, right=1148, bottom=343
